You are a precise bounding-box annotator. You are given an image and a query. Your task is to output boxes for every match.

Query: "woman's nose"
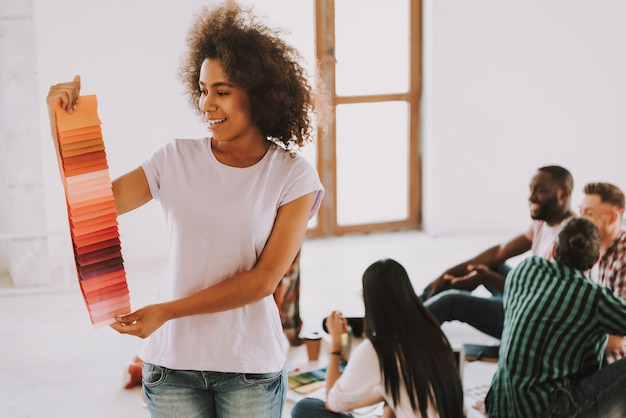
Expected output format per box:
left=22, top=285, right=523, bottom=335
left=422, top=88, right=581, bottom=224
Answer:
left=200, top=95, right=217, bottom=112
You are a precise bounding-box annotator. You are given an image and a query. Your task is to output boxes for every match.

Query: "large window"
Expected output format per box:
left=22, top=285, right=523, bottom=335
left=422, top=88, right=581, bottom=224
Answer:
left=310, top=0, right=422, bottom=236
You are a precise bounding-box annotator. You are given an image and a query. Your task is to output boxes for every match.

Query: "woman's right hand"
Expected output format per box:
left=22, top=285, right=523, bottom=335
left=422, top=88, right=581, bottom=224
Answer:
left=47, top=75, right=81, bottom=113
left=46, top=75, right=82, bottom=177
left=324, top=311, right=348, bottom=341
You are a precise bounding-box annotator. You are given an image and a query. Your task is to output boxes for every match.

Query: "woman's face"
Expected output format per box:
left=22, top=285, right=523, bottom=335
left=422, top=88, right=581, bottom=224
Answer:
left=198, top=58, right=257, bottom=142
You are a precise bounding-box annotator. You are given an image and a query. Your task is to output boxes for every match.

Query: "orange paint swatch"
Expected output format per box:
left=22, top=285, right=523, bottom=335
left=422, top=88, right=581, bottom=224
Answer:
left=54, top=94, right=131, bottom=328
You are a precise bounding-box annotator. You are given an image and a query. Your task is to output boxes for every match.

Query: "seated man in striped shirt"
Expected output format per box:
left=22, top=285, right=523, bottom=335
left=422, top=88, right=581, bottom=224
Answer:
left=485, top=217, right=626, bottom=417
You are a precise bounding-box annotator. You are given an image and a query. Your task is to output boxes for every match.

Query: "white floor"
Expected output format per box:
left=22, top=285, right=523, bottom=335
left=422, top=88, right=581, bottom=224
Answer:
left=0, top=230, right=507, bottom=417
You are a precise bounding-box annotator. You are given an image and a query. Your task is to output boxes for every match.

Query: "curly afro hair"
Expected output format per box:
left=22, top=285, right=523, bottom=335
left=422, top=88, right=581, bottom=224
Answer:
left=180, top=4, right=319, bottom=150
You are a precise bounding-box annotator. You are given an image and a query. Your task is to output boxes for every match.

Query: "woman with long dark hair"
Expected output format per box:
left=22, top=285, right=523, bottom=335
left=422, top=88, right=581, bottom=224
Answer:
left=291, top=259, right=464, bottom=418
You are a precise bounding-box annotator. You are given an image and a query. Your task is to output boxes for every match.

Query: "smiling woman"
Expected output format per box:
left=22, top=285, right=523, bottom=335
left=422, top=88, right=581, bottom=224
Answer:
left=45, top=3, right=325, bottom=418
left=180, top=4, right=320, bottom=152
left=198, top=58, right=269, bottom=167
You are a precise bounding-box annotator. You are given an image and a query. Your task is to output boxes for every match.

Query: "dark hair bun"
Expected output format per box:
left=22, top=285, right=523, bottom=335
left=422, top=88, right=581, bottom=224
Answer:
left=568, top=234, right=588, bottom=252
left=554, top=218, right=600, bottom=271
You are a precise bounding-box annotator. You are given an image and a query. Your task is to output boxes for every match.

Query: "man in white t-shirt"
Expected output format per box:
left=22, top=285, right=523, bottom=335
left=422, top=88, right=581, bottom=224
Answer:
left=421, top=166, right=575, bottom=339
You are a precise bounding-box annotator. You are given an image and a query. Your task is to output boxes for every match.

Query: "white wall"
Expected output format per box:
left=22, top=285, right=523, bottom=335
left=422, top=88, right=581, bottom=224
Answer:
left=422, top=0, right=626, bottom=235
left=0, top=0, right=50, bottom=286
left=29, top=0, right=626, bottom=277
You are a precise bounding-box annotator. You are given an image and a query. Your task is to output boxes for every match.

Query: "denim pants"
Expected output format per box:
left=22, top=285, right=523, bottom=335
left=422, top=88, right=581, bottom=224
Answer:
left=142, top=362, right=287, bottom=418
left=540, top=357, right=626, bottom=417
left=423, top=289, right=504, bottom=338
left=290, top=397, right=353, bottom=418
left=420, top=263, right=511, bottom=339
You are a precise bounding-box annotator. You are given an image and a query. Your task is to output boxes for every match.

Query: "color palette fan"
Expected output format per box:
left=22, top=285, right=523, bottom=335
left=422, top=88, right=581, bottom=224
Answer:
left=53, top=94, right=131, bottom=328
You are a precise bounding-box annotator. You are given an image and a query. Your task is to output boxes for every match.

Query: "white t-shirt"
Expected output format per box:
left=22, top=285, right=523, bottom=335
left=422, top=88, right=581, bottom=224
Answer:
left=524, top=219, right=566, bottom=259
left=138, top=138, right=323, bottom=373
left=327, top=339, right=440, bottom=418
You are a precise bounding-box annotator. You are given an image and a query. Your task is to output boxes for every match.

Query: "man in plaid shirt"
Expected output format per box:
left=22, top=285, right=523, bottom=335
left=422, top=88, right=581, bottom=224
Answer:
left=579, top=182, right=626, bottom=363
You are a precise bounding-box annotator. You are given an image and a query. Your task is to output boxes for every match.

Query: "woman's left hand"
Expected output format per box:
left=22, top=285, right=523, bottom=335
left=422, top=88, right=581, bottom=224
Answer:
left=110, top=304, right=169, bottom=338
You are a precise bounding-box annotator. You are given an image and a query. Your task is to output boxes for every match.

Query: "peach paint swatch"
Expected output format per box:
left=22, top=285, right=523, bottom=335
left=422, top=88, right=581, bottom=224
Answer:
left=54, top=95, right=131, bottom=328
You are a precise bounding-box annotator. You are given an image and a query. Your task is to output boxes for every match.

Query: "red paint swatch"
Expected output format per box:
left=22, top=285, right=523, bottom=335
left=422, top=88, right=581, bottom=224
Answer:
left=54, top=95, right=131, bottom=328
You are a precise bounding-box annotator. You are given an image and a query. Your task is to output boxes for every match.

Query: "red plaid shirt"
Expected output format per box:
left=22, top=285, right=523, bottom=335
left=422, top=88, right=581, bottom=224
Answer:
left=597, top=229, right=626, bottom=300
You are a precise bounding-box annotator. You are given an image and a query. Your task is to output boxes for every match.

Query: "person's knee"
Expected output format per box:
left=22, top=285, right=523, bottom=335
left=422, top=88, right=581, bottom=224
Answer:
left=291, top=397, right=326, bottom=418
left=425, top=290, right=468, bottom=310
left=425, top=289, right=480, bottom=324
left=424, top=290, right=464, bottom=323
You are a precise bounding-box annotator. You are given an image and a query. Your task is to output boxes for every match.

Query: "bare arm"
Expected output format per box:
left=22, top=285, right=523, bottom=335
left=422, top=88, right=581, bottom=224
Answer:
left=445, top=264, right=509, bottom=293
left=110, top=191, right=316, bottom=338
left=324, top=312, right=385, bottom=411
left=446, top=233, right=533, bottom=274
left=111, top=167, right=152, bottom=215
left=425, top=233, right=532, bottom=298
left=325, top=311, right=348, bottom=399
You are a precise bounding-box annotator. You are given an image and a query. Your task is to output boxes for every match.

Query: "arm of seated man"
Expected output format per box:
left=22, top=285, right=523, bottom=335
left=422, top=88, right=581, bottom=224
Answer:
left=444, top=264, right=506, bottom=294
left=424, top=234, right=531, bottom=299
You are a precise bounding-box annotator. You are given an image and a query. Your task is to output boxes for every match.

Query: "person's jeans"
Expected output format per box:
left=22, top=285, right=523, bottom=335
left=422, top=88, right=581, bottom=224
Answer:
left=291, top=397, right=353, bottom=418
left=420, top=263, right=511, bottom=339
left=142, top=362, right=287, bottom=418
left=423, top=289, right=504, bottom=338
left=540, top=356, right=626, bottom=417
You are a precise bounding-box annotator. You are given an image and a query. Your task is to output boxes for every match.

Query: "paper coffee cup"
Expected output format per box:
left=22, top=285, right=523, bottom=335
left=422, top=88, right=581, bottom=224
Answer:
left=304, top=331, right=322, bottom=361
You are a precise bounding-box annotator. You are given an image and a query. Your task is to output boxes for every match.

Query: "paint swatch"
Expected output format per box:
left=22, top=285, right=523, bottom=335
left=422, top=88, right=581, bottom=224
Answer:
left=53, top=95, right=131, bottom=328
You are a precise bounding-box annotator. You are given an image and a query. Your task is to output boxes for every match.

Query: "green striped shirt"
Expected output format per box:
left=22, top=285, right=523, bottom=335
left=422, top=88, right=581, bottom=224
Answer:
left=485, top=256, right=626, bottom=417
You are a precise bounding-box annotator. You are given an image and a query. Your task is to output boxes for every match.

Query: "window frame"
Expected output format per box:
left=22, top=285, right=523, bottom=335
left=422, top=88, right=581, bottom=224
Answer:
left=309, top=0, right=422, bottom=237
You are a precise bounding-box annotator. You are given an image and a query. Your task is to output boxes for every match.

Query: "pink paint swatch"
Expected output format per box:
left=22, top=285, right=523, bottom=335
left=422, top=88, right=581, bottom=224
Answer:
left=54, top=95, right=131, bottom=328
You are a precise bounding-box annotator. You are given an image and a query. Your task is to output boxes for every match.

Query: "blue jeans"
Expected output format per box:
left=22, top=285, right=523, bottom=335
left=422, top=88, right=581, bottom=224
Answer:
left=291, top=397, right=353, bottom=418
left=420, top=264, right=511, bottom=339
left=423, top=289, right=504, bottom=338
left=539, top=357, right=626, bottom=417
left=142, top=362, right=287, bottom=418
